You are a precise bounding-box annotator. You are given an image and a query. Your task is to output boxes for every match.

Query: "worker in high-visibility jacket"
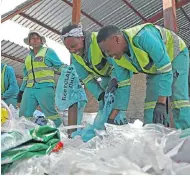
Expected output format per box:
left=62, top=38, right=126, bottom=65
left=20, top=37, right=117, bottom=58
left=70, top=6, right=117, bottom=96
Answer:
left=61, top=23, right=131, bottom=125
left=97, top=23, right=190, bottom=130
left=18, top=31, right=65, bottom=127
left=189, top=64, right=190, bottom=99
left=1, top=63, right=19, bottom=108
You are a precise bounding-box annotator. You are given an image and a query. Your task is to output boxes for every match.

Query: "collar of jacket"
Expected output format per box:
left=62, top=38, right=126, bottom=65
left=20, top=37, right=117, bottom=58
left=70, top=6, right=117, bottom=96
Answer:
left=82, top=31, right=92, bottom=64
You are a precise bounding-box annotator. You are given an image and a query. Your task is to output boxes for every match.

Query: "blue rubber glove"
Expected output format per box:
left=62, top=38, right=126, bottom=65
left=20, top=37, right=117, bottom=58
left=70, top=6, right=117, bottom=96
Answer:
left=35, top=116, right=48, bottom=126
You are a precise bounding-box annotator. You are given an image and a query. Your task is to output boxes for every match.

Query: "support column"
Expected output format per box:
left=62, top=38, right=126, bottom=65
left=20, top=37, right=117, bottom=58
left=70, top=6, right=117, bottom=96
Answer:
left=72, top=0, right=81, bottom=24
left=162, top=0, right=178, bottom=128
left=163, top=0, right=178, bottom=32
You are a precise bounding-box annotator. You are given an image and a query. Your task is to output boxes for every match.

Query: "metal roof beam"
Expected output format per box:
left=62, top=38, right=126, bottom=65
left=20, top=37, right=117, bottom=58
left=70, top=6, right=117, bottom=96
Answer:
left=122, top=0, right=147, bottom=22
left=1, top=53, right=24, bottom=63
left=62, top=0, right=103, bottom=27
left=1, top=0, right=41, bottom=23
left=147, top=0, right=189, bottom=23
left=19, top=13, right=61, bottom=35
left=180, top=7, right=190, bottom=23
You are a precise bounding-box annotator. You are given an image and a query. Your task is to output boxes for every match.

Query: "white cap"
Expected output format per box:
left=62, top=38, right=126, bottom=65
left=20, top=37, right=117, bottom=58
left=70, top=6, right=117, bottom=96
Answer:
left=24, top=30, right=46, bottom=45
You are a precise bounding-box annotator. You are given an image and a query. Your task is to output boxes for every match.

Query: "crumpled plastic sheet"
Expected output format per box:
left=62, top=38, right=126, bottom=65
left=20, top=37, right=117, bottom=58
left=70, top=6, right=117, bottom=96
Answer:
left=1, top=104, right=56, bottom=134
left=4, top=120, right=190, bottom=175
left=4, top=115, right=55, bottom=134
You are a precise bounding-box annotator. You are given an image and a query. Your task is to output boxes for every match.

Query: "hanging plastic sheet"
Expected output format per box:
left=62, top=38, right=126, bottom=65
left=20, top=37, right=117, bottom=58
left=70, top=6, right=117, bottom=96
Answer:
left=71, top=78, right=127, bottom=142
left=55, top=65, right=87, bottom=125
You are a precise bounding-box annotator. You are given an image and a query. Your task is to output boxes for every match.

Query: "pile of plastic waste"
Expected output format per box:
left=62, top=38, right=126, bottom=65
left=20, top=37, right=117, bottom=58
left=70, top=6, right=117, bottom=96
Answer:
left=1, top=102, right=190, bottom=175
left=1, top=64, right=190, bottom=174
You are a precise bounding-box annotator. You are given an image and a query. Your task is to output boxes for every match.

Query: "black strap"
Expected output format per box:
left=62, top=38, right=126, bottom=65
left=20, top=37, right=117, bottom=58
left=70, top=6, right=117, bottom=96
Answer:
left=95, top=58, right=107, bottom=70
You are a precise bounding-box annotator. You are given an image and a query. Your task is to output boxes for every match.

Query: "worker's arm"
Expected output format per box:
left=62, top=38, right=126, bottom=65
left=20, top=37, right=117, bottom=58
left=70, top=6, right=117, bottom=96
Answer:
left=189, top=66, right=190, bottom=97
left=20, top=64, right=28, bottom=92
left=133, top=25, right=173, bottom=104
left=108, top=58, right=133, bottom=119
left=2, top=66, right=19, bottom=99
left=71, top=56, right=104, bottom=100
left=17, top=64, right=28, bottom=104
left=45, top=48, right=66, bottom=72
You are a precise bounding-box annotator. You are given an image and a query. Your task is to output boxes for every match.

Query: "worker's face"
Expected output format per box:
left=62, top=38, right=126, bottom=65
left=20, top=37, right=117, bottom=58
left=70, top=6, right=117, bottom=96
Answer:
left=64, top=37, right=84, bottom=56
left=29, top=34, right=42, bottom=48
left=99, top=35, right=125, bottom=59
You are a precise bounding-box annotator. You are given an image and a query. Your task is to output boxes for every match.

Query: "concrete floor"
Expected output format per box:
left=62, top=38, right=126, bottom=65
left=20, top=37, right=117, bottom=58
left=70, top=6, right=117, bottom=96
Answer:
left=127, top=73, right=146, bottom=122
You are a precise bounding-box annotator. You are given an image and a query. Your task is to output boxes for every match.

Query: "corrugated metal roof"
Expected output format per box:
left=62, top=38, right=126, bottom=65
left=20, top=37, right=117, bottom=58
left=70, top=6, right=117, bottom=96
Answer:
left=11, top=0, right=66, bottom=42
left=153, top=3, right=190, bottom=48
left=1, top=0, right=36, bottom=19
left=3, top=0, right=189, bottom=47
left=1, top=0, right=190, bottom=81
left=1, top=40, right=29, bottom=79
left=130, top=0, right=163, bottom=19
left=1, top=40, right=59, bottom=82
left=177, top=4, right=190, bottom=47
left=25, top=0, right=71, bottom=31
left=12, top=14, right=62, bottom=42
left=1, top=40, right=29, bottom=61
left=81, top=0, right=143, bottom=30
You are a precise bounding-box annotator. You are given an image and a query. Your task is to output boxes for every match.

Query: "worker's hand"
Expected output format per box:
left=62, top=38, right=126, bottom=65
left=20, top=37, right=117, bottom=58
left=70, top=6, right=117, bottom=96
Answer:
left=35, top=116, right=48, bottom=126
left=107, top=78, right=118, bottom=93
left=98, top=92, right=105, bottom=101
left=153, top=103, right=167, bottom=126
left=17, top=103, right=20, bottom=108
left=107, top=109, right=128, bottom=125
left=107, top=118, right=128, bottom=125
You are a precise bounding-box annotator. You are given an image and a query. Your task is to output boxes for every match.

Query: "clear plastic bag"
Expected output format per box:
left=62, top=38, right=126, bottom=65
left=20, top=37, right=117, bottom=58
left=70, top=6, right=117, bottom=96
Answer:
left=171, top=137, right=190, bottom=163
left=4, top=122, right=190, bottom=175
left=12, top=117, right=39, bottom=132
left=1, top=130, right=32, bottom=154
